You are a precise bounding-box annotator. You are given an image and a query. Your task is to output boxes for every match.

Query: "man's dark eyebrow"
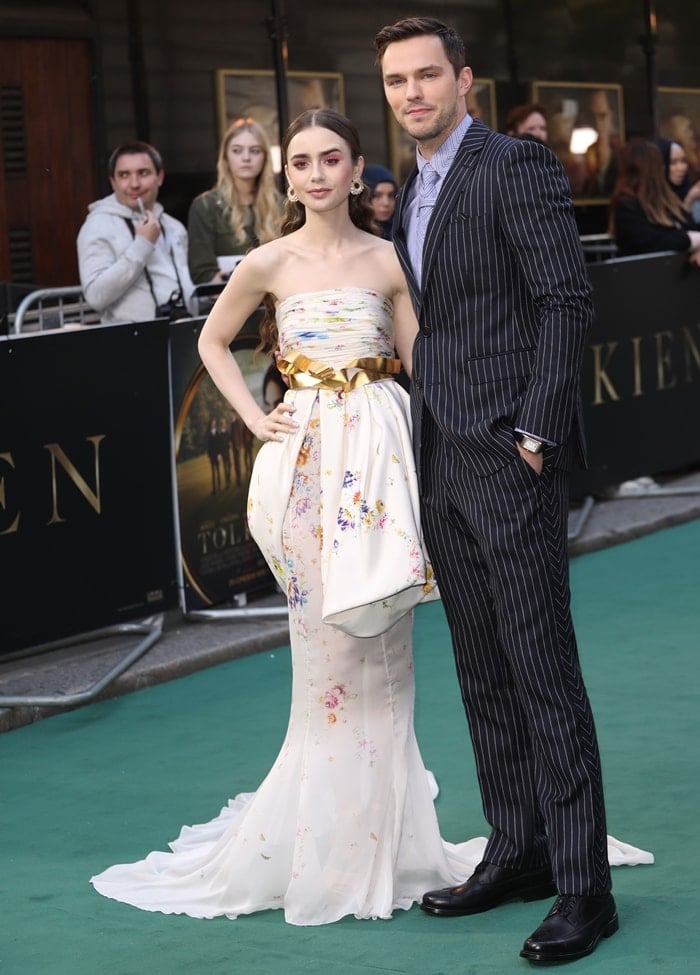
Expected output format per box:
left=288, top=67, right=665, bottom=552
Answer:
left=384, top=63, right=445, bottom=79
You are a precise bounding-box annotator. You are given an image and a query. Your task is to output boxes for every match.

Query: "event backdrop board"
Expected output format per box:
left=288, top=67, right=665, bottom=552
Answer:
left=573, top=252, right=700, bottom=497
left=0, top=322, right=178, bottom=655
left=170, top=316, right=276, bottom=612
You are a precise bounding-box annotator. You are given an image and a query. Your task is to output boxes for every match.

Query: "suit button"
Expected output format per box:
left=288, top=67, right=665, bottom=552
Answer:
left=421, top=325, right=432, bottom=336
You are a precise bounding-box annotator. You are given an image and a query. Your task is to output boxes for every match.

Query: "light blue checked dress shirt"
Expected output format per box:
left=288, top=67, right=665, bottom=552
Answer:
left=405, top=112, right=473, bottom=286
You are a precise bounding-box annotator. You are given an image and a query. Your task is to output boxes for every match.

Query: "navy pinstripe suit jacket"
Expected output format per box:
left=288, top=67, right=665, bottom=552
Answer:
left=393, top=119, right=593, bottom=478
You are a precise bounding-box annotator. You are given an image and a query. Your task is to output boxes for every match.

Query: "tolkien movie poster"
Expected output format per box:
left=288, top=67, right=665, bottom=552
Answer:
left=169, top=317, right=276, bottom=611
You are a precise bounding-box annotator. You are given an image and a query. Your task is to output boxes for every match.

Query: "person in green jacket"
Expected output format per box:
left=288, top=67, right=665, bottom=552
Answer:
left=187, top=117, right=283, bottom=284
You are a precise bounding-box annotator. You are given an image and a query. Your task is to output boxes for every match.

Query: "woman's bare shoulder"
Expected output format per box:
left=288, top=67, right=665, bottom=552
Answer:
left=239, top=236, right=290, bottom=270
left=229, top=236, right=295, bottom=290
left=367, top=236, right=407, bottom=294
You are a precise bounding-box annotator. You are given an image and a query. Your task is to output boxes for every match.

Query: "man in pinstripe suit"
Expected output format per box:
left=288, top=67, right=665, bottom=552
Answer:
left=375, top=17, right=617, bottom=964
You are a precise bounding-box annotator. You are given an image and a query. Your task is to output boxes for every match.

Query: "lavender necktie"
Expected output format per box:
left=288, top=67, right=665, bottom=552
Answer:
left=410, top=162, right=440, bottom=286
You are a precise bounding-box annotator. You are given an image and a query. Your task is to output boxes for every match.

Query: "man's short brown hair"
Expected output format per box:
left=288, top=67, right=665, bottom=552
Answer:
left=107, top=141, right=163, bottom=177
left=374, top=16, right=466, bottom=77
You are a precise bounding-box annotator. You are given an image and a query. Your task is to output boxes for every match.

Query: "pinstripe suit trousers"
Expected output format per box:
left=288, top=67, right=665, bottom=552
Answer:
left=419, top=410, right=612, bottom=896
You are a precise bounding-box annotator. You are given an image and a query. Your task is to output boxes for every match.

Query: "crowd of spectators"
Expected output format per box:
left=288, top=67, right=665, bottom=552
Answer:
left=73, top=96, right=700, bottom=332
left=503, top=99, right=700, bottom=264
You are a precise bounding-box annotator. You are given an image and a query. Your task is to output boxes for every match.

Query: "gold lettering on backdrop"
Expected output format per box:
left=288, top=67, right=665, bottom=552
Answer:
left=45, top=435, right=106, bottom=525
left=589, top=325, right=700, bottom=404
left=591, top=341, right=620, bottom=405
left=0, top=451, right=20, bottom=535
left=654, top=331, right=677, bottom=391
left=631, top=336, right=643, bottom=397
left=682, top=326, right=700, bottom=383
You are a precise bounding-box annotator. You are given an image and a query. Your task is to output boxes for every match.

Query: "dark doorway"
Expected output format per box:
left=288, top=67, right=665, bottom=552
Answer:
left=0, top=38, right=96, bottom=287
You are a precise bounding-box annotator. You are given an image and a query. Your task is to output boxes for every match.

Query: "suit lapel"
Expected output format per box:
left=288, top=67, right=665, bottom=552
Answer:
left=392, top=120, right=491, bottom=310
left=393, top=166, right=420, bottom=306
left=420, top=120, right=490, bottom=297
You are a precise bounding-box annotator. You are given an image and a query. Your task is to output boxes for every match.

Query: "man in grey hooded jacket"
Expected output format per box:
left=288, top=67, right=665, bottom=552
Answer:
left=77, top=141, right=195, bottom=324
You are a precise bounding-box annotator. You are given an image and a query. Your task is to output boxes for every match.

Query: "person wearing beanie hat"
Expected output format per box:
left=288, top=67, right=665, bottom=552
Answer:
left=363, top=163, right=399, bottom=239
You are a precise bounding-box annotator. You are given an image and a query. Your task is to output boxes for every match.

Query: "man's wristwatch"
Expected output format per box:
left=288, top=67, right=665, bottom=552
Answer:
left=516, top=433, right=545, bottom=454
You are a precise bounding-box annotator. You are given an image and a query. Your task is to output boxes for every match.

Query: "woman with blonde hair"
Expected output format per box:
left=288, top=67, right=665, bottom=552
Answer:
left=187, top=117, right=283, bottom=284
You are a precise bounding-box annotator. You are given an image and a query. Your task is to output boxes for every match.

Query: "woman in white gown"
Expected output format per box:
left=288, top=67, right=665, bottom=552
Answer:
left=91, top=110, right=651, bottom=926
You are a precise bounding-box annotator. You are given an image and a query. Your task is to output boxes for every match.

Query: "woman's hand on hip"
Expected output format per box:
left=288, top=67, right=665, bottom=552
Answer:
left=251, top=403, right=298, bottom=442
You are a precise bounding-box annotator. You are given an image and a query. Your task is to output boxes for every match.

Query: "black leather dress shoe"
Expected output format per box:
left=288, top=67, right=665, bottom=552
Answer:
left=420, top=861, right=556, bottom=917
left=520, top=893, right=618, bottom=963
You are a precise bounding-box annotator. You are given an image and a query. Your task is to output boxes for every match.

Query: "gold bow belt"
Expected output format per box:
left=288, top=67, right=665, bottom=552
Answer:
left=277, top=351, right=401, bottom=392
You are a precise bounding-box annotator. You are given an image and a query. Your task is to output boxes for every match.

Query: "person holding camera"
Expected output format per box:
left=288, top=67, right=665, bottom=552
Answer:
left=77, top=141, right=195, bottom=324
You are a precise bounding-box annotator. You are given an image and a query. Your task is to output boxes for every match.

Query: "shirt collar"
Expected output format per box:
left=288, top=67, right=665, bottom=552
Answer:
left=416, top=113, right=473, bottom=180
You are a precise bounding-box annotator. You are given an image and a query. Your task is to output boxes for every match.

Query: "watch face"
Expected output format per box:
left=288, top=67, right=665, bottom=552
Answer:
left=519, top=435, right=544, bottom=453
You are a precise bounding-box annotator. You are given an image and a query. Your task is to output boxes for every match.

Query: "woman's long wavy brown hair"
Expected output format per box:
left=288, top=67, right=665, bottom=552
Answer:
left=608, top=138, right=688, bottom=235
left=258, top=109, right=378, bottom=355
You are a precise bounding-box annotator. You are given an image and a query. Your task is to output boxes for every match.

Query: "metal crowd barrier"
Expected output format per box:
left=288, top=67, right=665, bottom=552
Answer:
left=580, top=234, right=618, bottom=263
left=0, top=616, right=164, bottom=708
left=10, top=283, right=227, bottom=333
left=191, top=282, right=227, bottom=316
left=12, top=286, right=100, bottom=333
left=8, top=244, right=615, bottom=334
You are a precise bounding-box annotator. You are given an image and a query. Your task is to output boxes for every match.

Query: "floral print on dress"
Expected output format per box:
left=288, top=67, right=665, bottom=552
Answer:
left=251, top=287, right=438, bottom=637
left=90, top=289, right=452, bottom=927
left=277, top=288, right=395, bottom=367
left=316, top=678, right=358, bottom=726
left=354, top=729, right=379, bottom=767
left=287, top=570, right=309, bottom=611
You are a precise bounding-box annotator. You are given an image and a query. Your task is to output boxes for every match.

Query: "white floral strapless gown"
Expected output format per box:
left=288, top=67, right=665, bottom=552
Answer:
left=91, top=289, right=653, bottom=925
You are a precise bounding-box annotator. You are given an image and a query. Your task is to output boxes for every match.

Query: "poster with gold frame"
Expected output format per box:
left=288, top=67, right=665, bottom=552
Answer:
left=387, top=78, right=496, bottom=184
left=531, top=81, right=624, bottom=203
left=657, top=87, right=700, bottom=173
left=216, top=69, right=345, bottom=172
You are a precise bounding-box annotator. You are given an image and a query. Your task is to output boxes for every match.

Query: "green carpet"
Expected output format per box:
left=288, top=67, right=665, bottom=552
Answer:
left=2, top=520, right=699, bottom=974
